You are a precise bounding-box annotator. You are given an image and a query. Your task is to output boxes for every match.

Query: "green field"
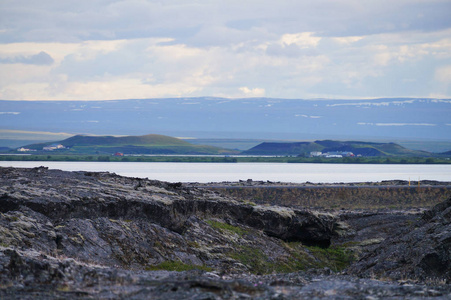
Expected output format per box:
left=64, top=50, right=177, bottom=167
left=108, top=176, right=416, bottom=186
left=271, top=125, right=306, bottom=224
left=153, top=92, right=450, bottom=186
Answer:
left=1, top=154, right=450, bottom=164
left=3, top=133, right=451, bottom=162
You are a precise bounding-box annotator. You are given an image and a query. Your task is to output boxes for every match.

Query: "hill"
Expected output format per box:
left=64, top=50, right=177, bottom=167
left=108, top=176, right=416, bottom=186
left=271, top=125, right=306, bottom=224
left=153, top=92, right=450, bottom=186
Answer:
left=241, top=142, right=323, bottom=155
left=24, top=134, right=239, bottom=155
left=243, top=140, right=434, bottom=157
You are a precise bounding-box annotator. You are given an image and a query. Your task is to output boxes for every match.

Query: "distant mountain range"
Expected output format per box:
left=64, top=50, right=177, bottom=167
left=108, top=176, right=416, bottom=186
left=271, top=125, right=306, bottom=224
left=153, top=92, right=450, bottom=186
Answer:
left=1, top=98, right=450, bottom=147
left=10, top=134, right=450, bottom=157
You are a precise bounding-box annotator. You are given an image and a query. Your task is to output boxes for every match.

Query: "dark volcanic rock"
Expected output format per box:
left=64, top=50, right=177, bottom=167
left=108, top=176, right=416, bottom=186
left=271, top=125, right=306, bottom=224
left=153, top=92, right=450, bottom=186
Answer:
left=333, top=210, right=423, bottom=255
left=0, top=167, right=340, bottom=275
left=1, top=166, right=450, bottom=299
left=1, top=247, right=450, bottom=299
left=0, top=167, right=335, bottom=247
left=348, top=198, right=451, bottom=283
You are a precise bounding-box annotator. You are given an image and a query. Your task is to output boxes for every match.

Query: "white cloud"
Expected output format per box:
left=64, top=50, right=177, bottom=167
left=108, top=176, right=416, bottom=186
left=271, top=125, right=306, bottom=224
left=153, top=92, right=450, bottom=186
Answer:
left=0, top=1, right=450, bottom=100
left=239, top=87, right=265, bottom=97
left=0, top=51, right=54, bottom=65
left=279, top=32, right=321, bottom=48
left=373, top=50, right=392, bottom=66
left=435, top=65, right=451, bottom=83
left=59, top=78, right=203, bottom=100
left=0, top=39, right=138, bottom=68
left=332, top=36, right=364, bottom=45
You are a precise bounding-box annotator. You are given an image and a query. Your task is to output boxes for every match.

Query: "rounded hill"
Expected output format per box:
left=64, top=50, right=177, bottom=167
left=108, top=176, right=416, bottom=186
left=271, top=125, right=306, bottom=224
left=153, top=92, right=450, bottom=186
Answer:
left=61, top=134, right=190, bottom=147
left=24, top=134, right=238, bottom=155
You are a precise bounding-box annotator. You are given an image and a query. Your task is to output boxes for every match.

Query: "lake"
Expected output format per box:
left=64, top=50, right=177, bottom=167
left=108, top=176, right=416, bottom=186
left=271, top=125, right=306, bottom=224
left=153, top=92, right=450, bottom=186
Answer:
left=1, top=161, right=450, bottom=183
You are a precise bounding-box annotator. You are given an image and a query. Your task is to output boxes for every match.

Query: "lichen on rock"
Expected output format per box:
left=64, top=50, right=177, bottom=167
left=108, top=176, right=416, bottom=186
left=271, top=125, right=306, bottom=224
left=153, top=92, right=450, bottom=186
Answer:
left=1, top=166, right=450, bottom=299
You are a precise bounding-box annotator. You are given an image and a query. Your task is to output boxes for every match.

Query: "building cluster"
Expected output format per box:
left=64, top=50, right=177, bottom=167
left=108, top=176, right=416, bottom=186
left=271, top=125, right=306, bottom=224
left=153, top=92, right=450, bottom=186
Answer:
left=17, top=144, right=66, bottom=152
left=43, top=144, right=66, bottom=151
left=17, top=147, right=36, bottom=152
left=310, top=151, right=356, bottom=158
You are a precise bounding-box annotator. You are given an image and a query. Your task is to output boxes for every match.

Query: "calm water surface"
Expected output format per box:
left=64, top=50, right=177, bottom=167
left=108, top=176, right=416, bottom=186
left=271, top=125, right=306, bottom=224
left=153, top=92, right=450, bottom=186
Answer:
left=1, top=161, right=450, bottom=183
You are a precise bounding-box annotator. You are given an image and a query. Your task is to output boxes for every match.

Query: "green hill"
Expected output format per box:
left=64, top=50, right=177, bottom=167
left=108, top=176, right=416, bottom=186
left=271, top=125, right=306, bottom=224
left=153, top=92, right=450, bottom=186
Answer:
left=241, top=142, right=322, bottom=155
left=24, top=134, right=239, bottom=155
left=57, top=134, right=190, bottom=147
left=243, top=140, right=435, bottom=157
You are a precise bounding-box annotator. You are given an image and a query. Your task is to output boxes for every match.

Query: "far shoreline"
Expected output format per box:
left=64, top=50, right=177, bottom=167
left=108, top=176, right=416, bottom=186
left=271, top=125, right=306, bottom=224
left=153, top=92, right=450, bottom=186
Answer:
left=0, top=154, right=450, bottom=164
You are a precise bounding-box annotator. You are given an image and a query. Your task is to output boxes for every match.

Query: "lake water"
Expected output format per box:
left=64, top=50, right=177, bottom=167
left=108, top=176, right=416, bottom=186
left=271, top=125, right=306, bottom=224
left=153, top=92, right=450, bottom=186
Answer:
left=1, top=161, right=450, bottom=183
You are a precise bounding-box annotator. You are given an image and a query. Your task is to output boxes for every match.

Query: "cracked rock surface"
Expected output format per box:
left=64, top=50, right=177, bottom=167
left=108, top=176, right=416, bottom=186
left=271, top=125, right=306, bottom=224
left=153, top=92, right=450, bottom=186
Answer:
left=0, top=166, right=450, bottom=299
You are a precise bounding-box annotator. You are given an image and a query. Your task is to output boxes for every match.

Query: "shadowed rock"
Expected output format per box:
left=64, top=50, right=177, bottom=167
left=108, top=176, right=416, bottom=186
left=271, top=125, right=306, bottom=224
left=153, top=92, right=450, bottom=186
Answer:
left=348, top=197, right=451, bottom=283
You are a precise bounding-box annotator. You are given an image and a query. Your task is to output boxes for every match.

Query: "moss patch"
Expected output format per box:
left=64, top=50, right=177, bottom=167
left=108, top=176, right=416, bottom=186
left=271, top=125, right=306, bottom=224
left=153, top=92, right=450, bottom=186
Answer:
left=206, top=220, right=248, bottom=237
left=228, top=245, right=309, bottom=275
left=145, top=261, right=212, bottom=272
left=228, top=246, right=270, bottom=274
left=305, top=246, right=354, bottom=272
left=226, top=242, right=355, bottom=275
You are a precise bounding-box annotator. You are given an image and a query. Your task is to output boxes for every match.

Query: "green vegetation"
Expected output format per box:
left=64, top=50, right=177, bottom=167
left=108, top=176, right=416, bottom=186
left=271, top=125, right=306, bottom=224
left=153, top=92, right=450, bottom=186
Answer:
left=304, top=246, right=355, bottom=272
left=243, top=140, right=447, bottom=158
left=227, top=244, right=354, bottom=275
left=228, top=246, right=275, bottom=274
left=0, top=154, right=450, bottom=164
left=4, top=134, right=450, bottom=161
left=17, top=134, right=239, bottom=155
left=206, top=220, right=248, bottom=236
left=205, top=220, right=355, bottom=275
left=145, top=260, right=212, bottom=272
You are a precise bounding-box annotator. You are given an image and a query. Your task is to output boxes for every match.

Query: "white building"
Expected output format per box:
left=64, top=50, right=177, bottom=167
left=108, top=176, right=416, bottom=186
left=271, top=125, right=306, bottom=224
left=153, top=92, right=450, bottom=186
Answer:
left=17, top=147, right=35, bottom=152
left=310, top=151, right=322, bottom=157
left=43, top=144, right=65, bottom=151
left=325, top=154, right=343, bottom=158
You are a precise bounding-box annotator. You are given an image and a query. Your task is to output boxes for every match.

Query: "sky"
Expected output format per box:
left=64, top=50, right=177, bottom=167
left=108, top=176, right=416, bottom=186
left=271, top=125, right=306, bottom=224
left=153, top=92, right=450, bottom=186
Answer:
left=0, top=0, right=450, bottom=101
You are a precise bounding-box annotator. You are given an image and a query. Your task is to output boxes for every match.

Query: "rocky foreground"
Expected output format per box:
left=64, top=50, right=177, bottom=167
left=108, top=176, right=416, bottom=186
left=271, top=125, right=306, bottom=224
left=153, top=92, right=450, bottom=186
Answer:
left=0, top=166, right=450, bottom=299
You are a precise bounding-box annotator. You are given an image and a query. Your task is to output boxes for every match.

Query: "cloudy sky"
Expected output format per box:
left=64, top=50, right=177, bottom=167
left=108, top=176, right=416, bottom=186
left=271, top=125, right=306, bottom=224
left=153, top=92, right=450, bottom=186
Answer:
left=0, top=0, right=450, bottom=100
